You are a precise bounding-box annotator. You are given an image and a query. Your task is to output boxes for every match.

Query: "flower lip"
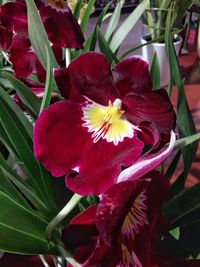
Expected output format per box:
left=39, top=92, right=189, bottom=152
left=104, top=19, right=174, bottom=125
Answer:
left=82, top=98, right=139, bottom=145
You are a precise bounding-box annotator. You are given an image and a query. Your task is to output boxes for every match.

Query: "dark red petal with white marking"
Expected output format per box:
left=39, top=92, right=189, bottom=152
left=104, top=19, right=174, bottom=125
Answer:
left=66, top=137, right=144, bottom=196
left=112, top=56, right=152, bottom=97
left=96, top=180, right=149, bottom=245
left=68, top=52, right=119, bottom=105
left=34, top=100, right=93, bottom=177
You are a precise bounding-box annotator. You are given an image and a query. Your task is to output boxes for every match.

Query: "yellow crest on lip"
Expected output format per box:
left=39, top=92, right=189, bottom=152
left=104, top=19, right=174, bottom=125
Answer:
left=82, top=99, right=137, bottom=145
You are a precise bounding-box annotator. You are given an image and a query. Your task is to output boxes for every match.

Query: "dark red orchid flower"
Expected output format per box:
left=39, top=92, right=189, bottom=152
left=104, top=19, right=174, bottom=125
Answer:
left=0, top=0, right=84, bottom=49
left=62, top=171, right=169, bottom=267
left=34, top=52, right=175, bottom=196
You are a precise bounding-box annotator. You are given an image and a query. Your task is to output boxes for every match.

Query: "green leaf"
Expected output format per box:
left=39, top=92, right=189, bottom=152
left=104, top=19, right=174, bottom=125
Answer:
left=104, top=0, right=125, bottom=41
left=73, top=0, right=83, bottom=20
left=110, top=0, right=149, bottom=53
left=169, top=227, right=180, bottom=240
left=0, top=90, right=59, bottom=214
left=164, top=150, right=181, bottom=180
left=97, top=27, right=119, bottom=65
left=80, top=0, right=95, bottom=32
left=1, top=72, right=41, bottom=118
left=0, top=96, right=44, bottom=199
left=150, top=52, right=160, bottom=90
left=40, top=46, right=54, bottom=112
left=174, top=133, right=200, bottom=150
left=0, top=167, right=30, bottom=209
left=88, top=2, right=111, bottom=51
left=72, top=2, right=111, bottom=59
left=0, top=191, right=59, bottom=255
left=0, top=153, right=49, bottom=215
left=160, top=219, right=200, bottom=257
left=162, top=183, right=200, bottom=223
left=25, top=0, right=58, bottom=69
left=165, top=8, right=198, bottom=194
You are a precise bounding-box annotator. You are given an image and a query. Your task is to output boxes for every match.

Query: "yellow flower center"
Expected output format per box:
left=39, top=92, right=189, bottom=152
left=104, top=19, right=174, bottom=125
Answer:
left=82, top=99, right=138, bottom=145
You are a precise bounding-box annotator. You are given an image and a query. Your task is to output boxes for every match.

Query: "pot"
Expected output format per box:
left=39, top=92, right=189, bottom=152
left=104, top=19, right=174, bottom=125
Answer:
left=141, top=35, right=182, bottom=87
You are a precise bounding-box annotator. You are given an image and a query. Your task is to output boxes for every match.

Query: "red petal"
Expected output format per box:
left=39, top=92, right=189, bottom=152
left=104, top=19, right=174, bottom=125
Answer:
left=66, top=137, right=144, bottom=195
left=10, top=34, right=37, bottom=79
left=0, top=2, right=27, bottom=32
left=112, top=56, right=152, bottom=97
left=68, top=52, right=119, bottom=105
left=34, top=101, right=93, bottom=177
left=96, top=180, right=148, bottom=245
left=123, top=89, right=176, bottom=136
left=54, top=68, right=71, bottom=99
left=39, top=5, right=84, bottom=49
left=0, top=26, right=13, bottom=50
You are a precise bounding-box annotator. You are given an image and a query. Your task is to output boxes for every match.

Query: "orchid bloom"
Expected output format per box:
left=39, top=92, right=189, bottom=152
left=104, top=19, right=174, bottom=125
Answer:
left=0, top=0, right=84, bottom=80
left=34, top=52, right=175, bottom=196
left=62, top=171, right=169, bottom=267
left=0, top=0, right=84, bottom=49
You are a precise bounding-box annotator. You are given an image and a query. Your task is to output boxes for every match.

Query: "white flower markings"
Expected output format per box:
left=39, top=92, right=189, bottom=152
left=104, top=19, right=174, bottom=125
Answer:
left=82, top=98, right=140, bottom=145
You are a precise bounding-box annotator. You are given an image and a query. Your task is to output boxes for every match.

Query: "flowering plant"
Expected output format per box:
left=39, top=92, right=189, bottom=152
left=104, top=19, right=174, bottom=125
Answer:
left=0, top=0, right=200, bottom=267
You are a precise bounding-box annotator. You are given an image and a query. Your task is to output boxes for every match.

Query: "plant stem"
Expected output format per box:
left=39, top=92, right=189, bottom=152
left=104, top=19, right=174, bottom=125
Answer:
left=58, top=244, right=80, bottom=267
left=65, top=49, right=71, bottom=67
left=45, top=194, right=82, bottom=240
left=39, top=255, right=50, bottom=267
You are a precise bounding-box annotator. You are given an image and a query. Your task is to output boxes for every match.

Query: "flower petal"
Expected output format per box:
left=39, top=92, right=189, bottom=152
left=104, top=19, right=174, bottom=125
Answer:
left=0, top=25, right=13, bottom=50
left=68, top=52, right=119, bottom=105
left=10, top=34, right=37, bottom=79
left=112, top=56, right=152, bottom=97
left=39, top=5, right=84, bottom=49
left=34, top=101, right=93, bottom=177
left=66, top=137, right=144, bottom=195
left=123, top=89, right=176, bottom=136
left=117, top=131, right=176, bottom=183
left=96, top=180, right=148, bottom=245
left=0, top=2, right=27, bottom=32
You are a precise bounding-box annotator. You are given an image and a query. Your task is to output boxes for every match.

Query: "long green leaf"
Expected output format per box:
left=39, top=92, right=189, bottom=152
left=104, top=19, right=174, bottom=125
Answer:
left=104, top=0, right=125, bottom=41
left=1, top=72, right=41, bottom=118
left=165, top=8, right=198, bottom=193
left=0, top=97, right=45, bottom=199
left=174, top=133, right=200, bottom=150
left=80, top=0, right=96, bottom=32
left=0, top=192, right=59, bottom=255
left=0, top=153, right=49, bottom=215
left=150, top=52, right=160, bottom=90
left=73, top=0, right=83, bottom=20
left=0, top=168, right=30, bottom=209
left=110, top=0, right=149, bottom=53
left=40, top=46, right=54, bottom=112
left=162, top=183, right=200, bottom=223
left=25, top=0, right=58, bottom=69
left=97, top=27, right=119, bottom=65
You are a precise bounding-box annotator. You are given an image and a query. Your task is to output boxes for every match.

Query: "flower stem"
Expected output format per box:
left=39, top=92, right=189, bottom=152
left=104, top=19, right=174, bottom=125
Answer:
left=65, top=49, right=71, bottom=67
left=45, top=194, right=82, bottom=241
left=39, top=255, right=50, bottom=267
